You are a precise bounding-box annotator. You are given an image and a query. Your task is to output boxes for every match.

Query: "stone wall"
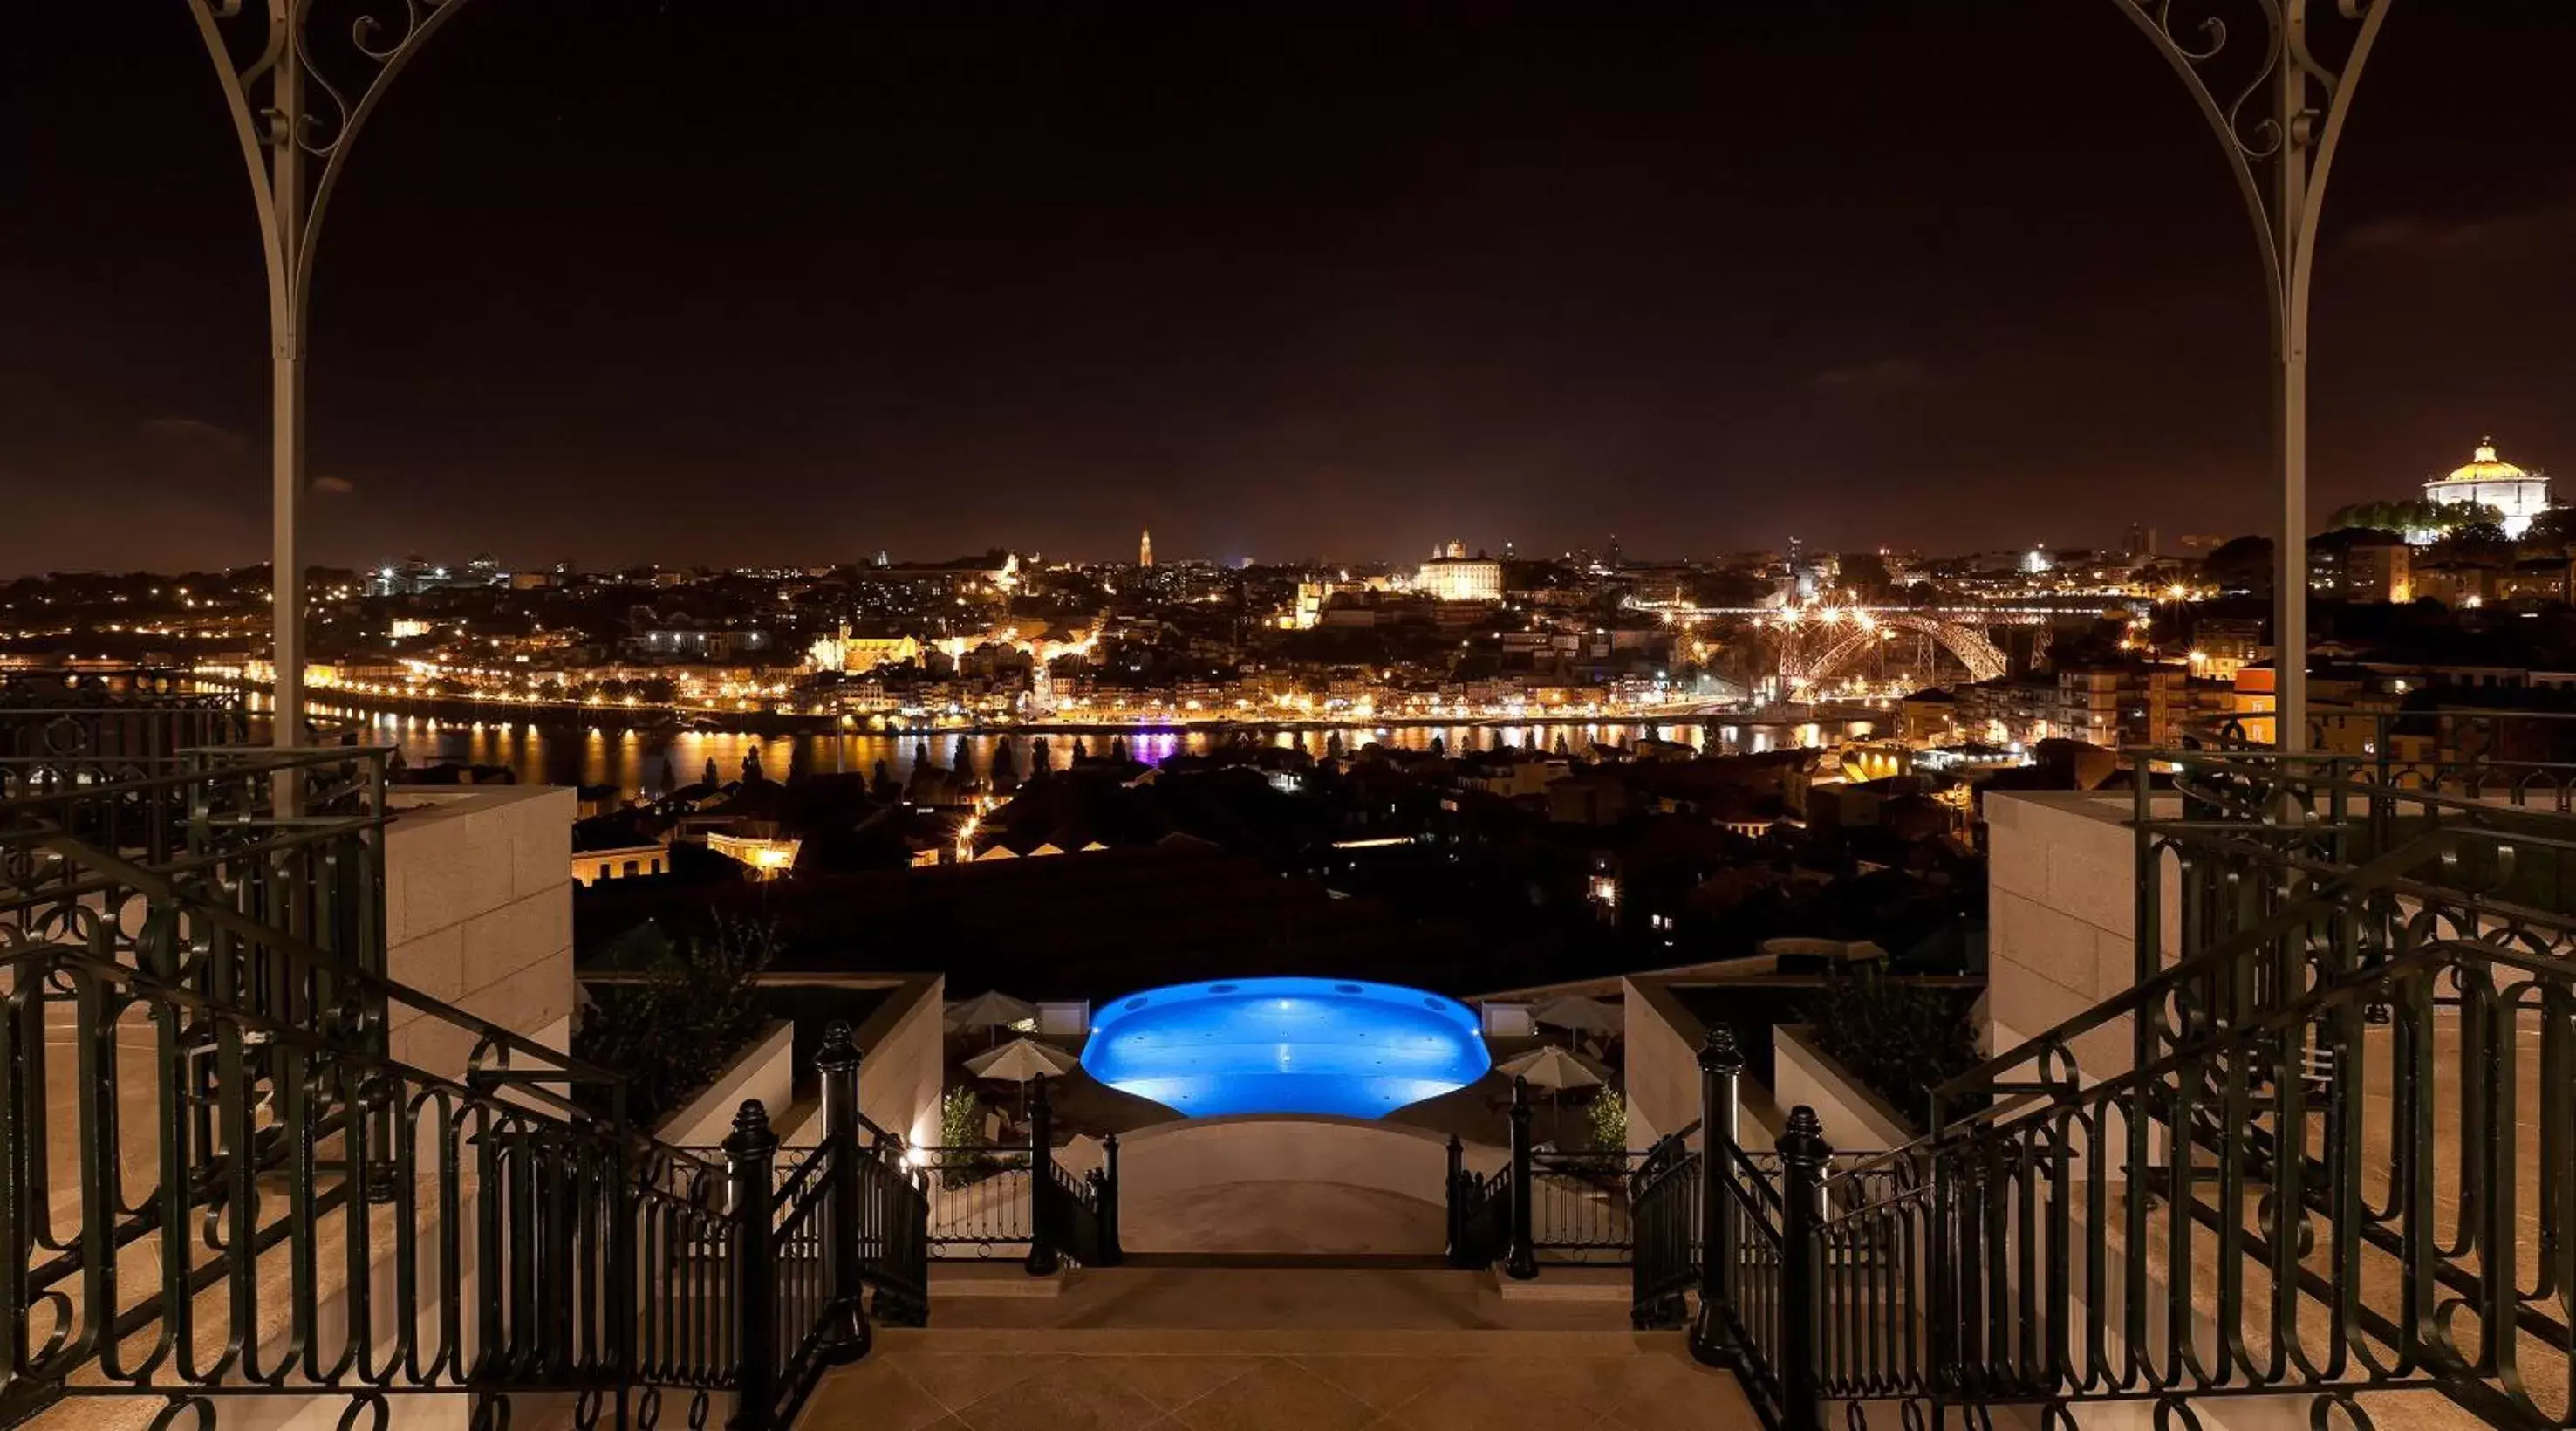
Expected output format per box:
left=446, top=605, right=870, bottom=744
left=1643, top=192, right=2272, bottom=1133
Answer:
left=1110, top=1114, right=1506, bottom=1208
left=1620, top=975, right=1707, bottom=1150
left=853, top=974, right=947, bottom=1152
left=655, top=1020, right=796, bottom=1147
left=1772, top=1024, right=1916, bottom=1153
left=1984, top=791, right=2179, bottom=1078
left=382, top=785, right=577, bottom=1081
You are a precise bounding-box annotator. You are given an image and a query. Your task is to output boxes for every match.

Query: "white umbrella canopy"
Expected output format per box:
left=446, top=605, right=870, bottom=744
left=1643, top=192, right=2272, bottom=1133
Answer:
left=965, top=1036, right=1079, bottom=1127
left=1530, top=995, right=1620, bottom=1036
left=966, top=1037, right=1078, bottom=1084
left=1499, top=1044, right=1613, bottom=1147
left=946, top=990, right=1039, bottom=1040
left=1497, top=1044, right=1609, bottom=1092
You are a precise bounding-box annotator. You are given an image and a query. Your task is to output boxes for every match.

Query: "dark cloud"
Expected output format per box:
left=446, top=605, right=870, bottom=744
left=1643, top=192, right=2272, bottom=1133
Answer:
left=2343, top=186, right=2576, bottom=255
left=136, top=417, right=250, bottom=460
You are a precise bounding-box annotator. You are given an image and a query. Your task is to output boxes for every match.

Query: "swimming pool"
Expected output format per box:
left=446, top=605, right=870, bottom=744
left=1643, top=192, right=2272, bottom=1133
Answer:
left=1081, top=977, right=1491, bottom=1119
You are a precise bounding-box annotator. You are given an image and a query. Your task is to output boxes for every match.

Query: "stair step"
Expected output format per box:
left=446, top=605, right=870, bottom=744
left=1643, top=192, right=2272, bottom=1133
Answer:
left=909, top=1263, right=1637, bottom=1333
left=1112, top=1251, right=1454, bottom=1270
left=932, top=1263, right=1066, bottom=1298
left=1496, top=1268, right=1631, bottom=1303
left=874, top=1325, right=1670, bottom=1354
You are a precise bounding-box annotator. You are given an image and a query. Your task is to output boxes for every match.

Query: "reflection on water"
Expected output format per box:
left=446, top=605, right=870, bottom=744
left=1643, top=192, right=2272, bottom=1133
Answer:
left=350, top=714, right=1872, bottom=799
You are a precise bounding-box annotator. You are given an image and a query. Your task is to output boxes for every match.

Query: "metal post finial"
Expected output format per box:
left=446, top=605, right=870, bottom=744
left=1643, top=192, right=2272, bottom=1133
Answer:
left=817, top=1020, right=861, bottom=1070
left=724, top=1099, right=776, bottom=1152
left=1698, top=1025, right=1743, bottom=1075
left=1780, top=1106, right=1830, bottom=1162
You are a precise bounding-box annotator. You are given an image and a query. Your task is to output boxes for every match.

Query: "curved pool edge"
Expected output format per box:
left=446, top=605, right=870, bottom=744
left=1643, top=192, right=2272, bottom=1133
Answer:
left=1079, top=976, right=1491, bottom=1120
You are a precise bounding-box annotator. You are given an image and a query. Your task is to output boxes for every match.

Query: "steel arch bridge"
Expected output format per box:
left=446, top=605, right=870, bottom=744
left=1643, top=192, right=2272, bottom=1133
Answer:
left=1773, top=611, right=2012, bottom=685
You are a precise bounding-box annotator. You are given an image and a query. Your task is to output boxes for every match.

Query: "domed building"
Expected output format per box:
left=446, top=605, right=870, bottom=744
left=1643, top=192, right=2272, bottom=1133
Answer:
left=2424, top=436, right=2551, bottom=537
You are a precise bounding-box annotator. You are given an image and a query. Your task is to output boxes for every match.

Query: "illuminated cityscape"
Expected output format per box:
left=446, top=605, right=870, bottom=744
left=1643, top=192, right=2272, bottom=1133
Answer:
left=9, top=5, right=2576, bottom=1431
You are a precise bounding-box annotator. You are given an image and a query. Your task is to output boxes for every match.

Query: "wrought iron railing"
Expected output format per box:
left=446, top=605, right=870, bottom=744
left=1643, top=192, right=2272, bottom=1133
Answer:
left=2191, top=704, right=2576, bottom=811
left=0, top=669, right=249, bottom=796
left=1627, top=1122, right=1700, bottom=1329
left=843, top=1126, right=931, bottom=1327
left=912, top=1076, right=1118, bottom=1274
left=1531, top=1145, right=1662, bottom=1265
left=0, top=755, right=912, bottom=1428
left=914, top=1145, right=1034, bottom=1256
left=1445, top=1150, right=1512, bottom=1271
left=1704, top=1134, right=1793, bottom=1424
left=1679, top=749, right=2576, bottom=1431
left=1024, top=1077, right=1119, bottom=1274
left=1447, top=1079, right=1705, bottom=1277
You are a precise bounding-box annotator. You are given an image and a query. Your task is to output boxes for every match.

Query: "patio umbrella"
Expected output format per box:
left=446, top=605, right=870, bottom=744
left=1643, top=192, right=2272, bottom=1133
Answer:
left=1530, top=995, right=1619, bottom=1042
left=1499, top=1044, right=1610, bottom=1145
left=966, top=1037, right=1078, bottom=1083
left=966, top=1037, right=1079, bottom=1124
left=1499, top=1044, right=1609, bottom=1092
left=946, top=990, right=1039, bottom=1047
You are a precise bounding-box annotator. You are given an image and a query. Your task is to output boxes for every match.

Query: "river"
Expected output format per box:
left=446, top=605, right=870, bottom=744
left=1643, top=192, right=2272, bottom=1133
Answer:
left=328, top=711, right=1880, bottom=799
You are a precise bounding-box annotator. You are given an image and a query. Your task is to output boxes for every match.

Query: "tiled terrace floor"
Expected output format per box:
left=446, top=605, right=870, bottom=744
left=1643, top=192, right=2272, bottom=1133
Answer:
left=803, top=1262, right=1753, bottom=1430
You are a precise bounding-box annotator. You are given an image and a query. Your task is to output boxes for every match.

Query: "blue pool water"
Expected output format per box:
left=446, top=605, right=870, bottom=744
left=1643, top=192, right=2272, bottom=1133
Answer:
left=1082, top=977, right=1492, bottom=1119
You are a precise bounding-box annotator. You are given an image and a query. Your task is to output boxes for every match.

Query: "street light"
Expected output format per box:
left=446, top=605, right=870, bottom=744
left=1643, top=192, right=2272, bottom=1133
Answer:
left=2115, top=0, right=2394, bottom=751
left=184, top=1, right=474, bottom=752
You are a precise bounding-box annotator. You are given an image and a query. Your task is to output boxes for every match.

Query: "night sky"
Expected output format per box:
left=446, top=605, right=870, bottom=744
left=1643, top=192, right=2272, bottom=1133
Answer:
left=5, top=3, right=2573, bottom=574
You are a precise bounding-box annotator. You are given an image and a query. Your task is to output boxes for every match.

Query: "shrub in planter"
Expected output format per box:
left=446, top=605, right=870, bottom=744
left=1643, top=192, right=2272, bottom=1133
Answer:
left=574, top=913, right=775, bottom=1127
left=1805, top=963, right=1979, bottom=1131
left=1587, top=1091, right=1628, bottom=1154
left=934, top=1085, right=1027, bottom=1188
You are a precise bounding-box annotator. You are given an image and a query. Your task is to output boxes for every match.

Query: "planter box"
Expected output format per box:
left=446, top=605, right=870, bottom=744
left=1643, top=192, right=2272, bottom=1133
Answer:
left=1772, top=1023, right=1918, bottom=1153
left=653, top=1019, right=796, bottom=1147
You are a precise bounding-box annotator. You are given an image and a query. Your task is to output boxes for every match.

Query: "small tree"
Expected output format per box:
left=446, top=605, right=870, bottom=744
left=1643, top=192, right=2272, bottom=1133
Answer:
left=1072, top=736, right=1090, bottom=763
left=658, top=753, right=679, bottom=797
left=1109, top=736, right=1130, bottom=764
left=936, top=1085, right=1025, bottom=1186
left=953, top=735, right=976, bottom=780
left=991, top=737, right=1020, bottom=791
left=703, top=757, right=721, bottom=787
left=1429, top=735, right=1446, bottom=757
left=1030, top=737, right=1052, bottom=777
left=742, top=747, right=765, bottom=784
left=1326, top=731, right=1344, bottom=759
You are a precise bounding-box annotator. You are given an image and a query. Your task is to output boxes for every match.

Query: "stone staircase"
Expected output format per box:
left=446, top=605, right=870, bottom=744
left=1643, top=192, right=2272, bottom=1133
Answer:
left=801, top=1265, right=1757, bottom=1431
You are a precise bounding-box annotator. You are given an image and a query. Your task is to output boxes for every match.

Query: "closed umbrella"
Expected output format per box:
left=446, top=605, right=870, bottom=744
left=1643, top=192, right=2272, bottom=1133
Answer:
left=1499, top=1044, right=1610, bottom=1145
left=946, top=990, right=1039, bottom=1047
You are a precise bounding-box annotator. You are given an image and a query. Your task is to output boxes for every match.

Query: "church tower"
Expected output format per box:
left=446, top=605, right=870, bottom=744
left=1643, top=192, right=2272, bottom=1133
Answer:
left=1139, top=529, right=1154, bottom=567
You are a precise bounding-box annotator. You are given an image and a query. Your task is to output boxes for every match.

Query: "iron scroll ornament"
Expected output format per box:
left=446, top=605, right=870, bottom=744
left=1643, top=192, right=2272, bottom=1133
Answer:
left=2109, top=0, right=2391, bottom=317
left=184, top=0, right=475, bottom=325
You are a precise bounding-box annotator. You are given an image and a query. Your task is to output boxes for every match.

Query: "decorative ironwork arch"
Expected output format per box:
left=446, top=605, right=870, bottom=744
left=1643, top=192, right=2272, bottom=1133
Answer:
left=182, top=0, right=475, bottom=750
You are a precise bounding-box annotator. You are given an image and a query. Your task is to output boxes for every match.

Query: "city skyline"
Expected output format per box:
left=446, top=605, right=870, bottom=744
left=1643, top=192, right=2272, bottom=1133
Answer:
left=6, top=3, right=2573, bottom=575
